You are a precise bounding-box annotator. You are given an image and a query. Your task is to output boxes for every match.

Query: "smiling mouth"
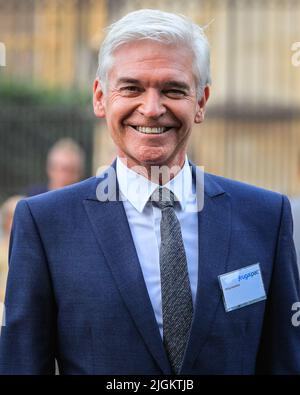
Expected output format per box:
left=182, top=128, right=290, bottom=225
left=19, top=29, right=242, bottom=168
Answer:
left=130, top=125, right=173, bottom=134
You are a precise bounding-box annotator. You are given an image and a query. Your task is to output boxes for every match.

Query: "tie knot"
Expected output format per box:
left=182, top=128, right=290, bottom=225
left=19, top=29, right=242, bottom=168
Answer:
left=151, top=187, right=175, bottom=210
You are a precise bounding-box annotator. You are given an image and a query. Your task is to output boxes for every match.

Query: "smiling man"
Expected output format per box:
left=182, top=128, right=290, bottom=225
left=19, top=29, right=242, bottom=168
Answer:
left=93, top=39, right=209, bottom=176
left=0, top=9, right=300, bottom=375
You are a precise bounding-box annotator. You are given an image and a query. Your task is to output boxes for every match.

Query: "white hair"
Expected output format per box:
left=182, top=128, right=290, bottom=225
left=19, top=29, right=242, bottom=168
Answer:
left=97, top=9, right=211, bottom=99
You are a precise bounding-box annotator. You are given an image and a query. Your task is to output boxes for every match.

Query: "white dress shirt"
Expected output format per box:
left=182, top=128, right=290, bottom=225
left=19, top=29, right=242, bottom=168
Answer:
left=116, top=156, right=199, bottom=338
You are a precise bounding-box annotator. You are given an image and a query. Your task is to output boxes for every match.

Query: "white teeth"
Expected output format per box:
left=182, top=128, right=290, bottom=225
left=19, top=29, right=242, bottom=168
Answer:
left=135, top=126, right=167, bottom=134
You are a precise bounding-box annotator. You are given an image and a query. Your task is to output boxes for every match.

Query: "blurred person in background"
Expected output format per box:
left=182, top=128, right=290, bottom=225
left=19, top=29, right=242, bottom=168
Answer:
left=0, top=195, right=24, bottom=303
left=26, top=138, right=85, bottom=197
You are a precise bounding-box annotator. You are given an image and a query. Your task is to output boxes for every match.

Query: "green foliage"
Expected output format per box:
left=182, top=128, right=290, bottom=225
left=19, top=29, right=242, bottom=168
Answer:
left=0, top=78, right=92, bottom=107
left=0, top=78, right=95, bottom=203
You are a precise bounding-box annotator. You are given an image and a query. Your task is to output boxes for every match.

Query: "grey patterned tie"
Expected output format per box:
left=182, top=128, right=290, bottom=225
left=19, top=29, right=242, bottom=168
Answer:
left=151, top=187, right=193, bottom=374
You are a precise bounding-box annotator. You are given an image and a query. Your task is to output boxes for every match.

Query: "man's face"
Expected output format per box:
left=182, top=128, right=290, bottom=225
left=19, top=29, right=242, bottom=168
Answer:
left=47, top=150, right=82, bottom=189
left=93, top=40, right=209, bottom=171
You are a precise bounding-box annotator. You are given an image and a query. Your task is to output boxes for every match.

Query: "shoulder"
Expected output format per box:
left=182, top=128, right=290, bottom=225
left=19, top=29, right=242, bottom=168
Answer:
left=16, top=177, right=98, bottom=219
left=190, top=160, right=285, bottom=212
left=204, top=173, right=291, bottom=231
left=205, top=172, right=285, bottom=207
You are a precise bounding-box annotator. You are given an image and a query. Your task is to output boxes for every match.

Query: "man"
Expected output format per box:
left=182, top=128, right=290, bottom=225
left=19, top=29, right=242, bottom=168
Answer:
left=25, top=138, right=85, bottom=197
left=0, top=9, right=299, bottom=375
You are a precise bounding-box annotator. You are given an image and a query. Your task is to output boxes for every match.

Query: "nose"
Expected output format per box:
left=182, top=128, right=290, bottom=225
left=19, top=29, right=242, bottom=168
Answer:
left=138, top=89, right=166, bottom=118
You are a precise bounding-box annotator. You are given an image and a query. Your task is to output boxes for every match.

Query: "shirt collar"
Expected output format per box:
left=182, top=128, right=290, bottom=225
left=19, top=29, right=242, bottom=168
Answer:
left=116, top=156, right=192, bottom=213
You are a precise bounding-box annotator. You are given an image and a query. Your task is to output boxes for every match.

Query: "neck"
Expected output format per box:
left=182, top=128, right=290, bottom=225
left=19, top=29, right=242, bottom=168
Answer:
left=118, top=156, right=186, bottom=185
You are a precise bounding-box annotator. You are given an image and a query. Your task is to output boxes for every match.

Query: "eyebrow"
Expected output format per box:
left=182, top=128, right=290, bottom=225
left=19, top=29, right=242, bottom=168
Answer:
left=116, top=78, right=141, bottom=86
left=162, top=81, right=190, bottom=91
left=116, top=78, right=190, bottom=91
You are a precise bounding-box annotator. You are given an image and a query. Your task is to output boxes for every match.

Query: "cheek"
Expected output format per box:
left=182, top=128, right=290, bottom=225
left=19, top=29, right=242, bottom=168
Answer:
left=170, top=103, right=196, bottom=123
left=106, top=98, right=135, bottom=121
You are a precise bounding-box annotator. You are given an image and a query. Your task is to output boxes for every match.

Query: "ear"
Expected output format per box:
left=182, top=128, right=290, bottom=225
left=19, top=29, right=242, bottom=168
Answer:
left=194, top=85, right=210, bottom=124
left=93, top=78, right=106, bottom=118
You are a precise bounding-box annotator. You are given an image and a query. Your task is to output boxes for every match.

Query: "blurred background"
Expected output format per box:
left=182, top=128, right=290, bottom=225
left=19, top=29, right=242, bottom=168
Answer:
left=1, top=0, right=300, bottom=202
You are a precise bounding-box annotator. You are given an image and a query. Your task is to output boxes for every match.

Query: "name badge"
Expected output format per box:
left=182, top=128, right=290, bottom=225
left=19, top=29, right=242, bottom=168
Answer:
left=218, top=263, right=266, bottom=312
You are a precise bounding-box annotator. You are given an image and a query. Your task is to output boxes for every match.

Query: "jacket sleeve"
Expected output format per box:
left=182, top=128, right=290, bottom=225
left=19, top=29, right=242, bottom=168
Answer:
left=256, top=195, right=300, bottom=374
left=0, top=199, right=56, bottom=374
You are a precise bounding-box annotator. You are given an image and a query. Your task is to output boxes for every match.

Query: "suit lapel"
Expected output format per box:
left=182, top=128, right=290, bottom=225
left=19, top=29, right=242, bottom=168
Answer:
left=83, top=162, right=231, bottom=374
left=83, top=166, right=171, bottom=374
left=181, top=169, right=232, bottom=373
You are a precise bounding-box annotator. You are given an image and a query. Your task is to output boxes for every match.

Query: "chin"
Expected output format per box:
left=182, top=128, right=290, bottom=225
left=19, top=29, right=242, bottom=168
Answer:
left=137, top=155, right=171, bottom=168
left=135, top=147, right=171, bottom=165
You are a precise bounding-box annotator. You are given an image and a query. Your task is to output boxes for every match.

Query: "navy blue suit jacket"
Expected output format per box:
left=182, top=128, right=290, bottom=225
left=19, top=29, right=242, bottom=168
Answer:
left=1, top=162, right=300, bottom=374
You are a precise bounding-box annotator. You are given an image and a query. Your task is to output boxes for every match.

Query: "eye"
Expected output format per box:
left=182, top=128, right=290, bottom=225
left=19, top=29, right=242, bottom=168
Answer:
left=164, top=89, right=186, bottom=98
left=119, top=86, right=142, bottom=96
left=123, top=86, right=139, bottom=91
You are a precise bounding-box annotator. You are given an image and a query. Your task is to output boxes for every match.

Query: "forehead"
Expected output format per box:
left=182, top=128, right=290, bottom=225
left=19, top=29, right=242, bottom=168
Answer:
left=108, top=40, right=196, bottom=86
left=49, top=149, right=80, bottom=163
